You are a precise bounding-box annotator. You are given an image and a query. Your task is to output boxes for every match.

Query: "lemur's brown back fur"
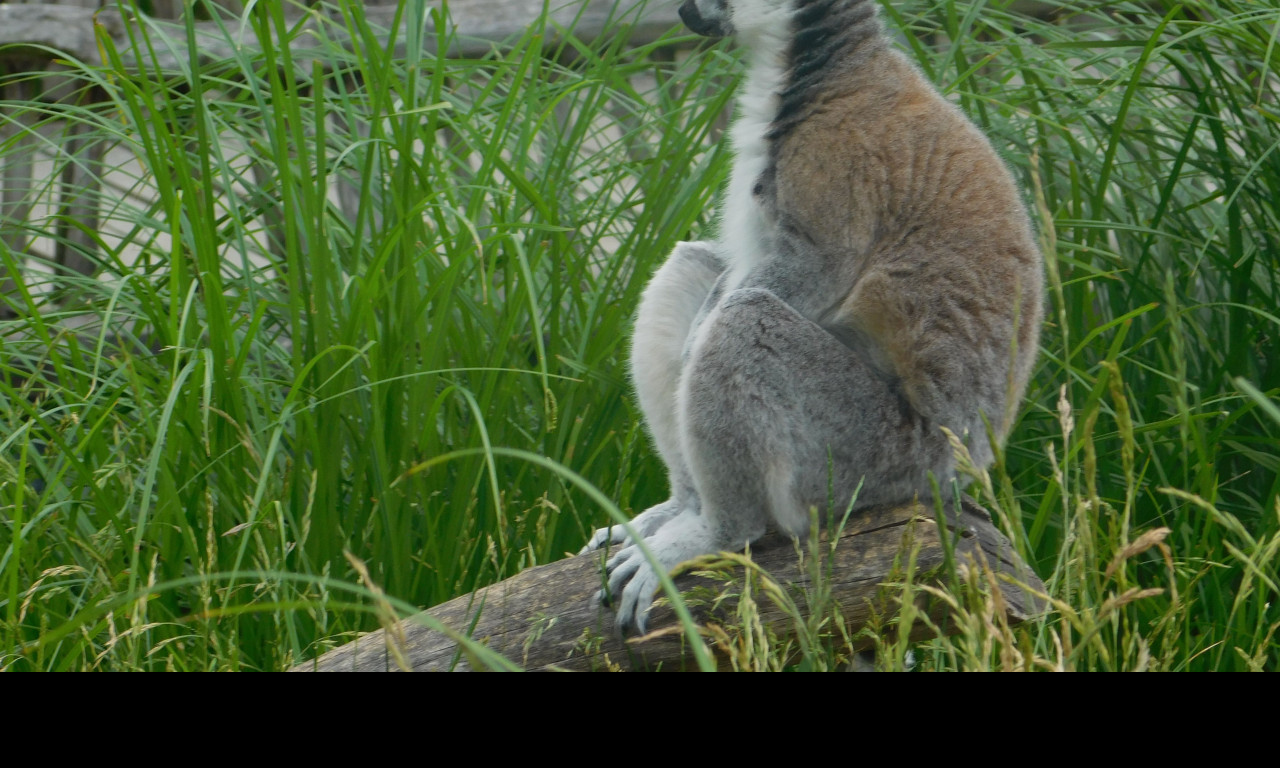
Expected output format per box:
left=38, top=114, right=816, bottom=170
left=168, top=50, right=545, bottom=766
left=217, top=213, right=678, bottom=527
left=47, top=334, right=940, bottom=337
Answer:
left=773, top=42, right=1042, bottom=444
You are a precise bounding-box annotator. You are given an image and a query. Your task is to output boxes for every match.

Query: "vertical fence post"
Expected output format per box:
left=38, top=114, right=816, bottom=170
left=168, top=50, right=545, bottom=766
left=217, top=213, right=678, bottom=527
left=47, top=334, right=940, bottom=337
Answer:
left=1, top=70, right=38, bottom=319
left=54, top=93, right=106, bottom=291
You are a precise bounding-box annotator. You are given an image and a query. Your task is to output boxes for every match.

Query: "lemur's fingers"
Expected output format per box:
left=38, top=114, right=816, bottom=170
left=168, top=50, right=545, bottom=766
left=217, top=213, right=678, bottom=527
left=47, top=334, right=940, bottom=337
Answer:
left=601, top=544, right=662, bottom=635
left=592, top=543, right=641, bottom=607
left=578, top=524, right=628, bottom=555
left=606, top=545, right=644, bottom=594
left=579, top=500, right=683, bottom=555
left=614, top=561, right=660, bottom=635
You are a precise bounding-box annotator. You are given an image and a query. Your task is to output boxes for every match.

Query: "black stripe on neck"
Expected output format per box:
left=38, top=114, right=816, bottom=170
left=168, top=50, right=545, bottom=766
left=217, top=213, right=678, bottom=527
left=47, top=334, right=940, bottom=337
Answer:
left=768, top=0, right=885, bottom=141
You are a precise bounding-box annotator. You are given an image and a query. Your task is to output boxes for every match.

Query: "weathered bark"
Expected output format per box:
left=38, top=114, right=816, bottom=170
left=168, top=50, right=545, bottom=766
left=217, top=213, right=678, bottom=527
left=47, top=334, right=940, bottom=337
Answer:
left=292, top=498, right=1046, bottom=672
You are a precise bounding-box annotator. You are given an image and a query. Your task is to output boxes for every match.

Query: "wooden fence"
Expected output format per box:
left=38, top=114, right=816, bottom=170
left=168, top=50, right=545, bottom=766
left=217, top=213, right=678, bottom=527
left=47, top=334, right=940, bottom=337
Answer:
left=0, top=0, right=683, bottom=318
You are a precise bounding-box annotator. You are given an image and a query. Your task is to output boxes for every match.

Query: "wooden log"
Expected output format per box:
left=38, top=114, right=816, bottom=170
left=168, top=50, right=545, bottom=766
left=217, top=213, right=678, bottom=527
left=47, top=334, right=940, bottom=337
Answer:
left=292, top=497, right=1046, bottom=672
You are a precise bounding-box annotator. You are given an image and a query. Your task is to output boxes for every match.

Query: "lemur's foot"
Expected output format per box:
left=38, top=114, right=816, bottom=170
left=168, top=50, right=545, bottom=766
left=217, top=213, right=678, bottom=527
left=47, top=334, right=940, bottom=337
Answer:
left=599, top=511, right=717, bottom=635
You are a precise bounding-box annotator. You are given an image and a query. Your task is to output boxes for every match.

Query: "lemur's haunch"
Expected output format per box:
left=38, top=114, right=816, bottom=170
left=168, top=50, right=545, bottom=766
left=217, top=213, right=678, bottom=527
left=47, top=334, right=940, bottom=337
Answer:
left=583, top=0, right=1044, bottom=634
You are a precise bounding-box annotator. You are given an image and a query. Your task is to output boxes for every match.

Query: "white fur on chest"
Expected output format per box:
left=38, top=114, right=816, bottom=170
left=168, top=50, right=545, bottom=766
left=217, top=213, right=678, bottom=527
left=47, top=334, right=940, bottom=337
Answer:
left=720, top=12, right=792, bottom=288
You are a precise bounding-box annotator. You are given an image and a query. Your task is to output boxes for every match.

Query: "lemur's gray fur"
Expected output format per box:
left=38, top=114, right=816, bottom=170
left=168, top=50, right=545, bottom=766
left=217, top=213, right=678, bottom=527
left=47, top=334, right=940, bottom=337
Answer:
left=582, top=0, right=1044, bottom=634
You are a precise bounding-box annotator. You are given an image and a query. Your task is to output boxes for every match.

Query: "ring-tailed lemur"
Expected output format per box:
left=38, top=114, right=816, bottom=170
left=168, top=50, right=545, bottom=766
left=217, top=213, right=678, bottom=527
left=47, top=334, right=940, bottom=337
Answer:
left=583, top=0, right=1044, bottom=634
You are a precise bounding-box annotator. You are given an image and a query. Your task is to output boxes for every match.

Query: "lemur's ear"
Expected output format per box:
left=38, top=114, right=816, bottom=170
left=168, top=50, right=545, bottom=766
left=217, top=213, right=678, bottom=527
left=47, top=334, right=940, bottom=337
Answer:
left=679, top=0, right=733, bottom=39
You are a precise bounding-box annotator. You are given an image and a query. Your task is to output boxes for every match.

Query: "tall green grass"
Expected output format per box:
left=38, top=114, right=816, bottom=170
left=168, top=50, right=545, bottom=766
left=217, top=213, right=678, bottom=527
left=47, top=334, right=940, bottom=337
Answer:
left=0, top=0, right=1276, bottom=670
